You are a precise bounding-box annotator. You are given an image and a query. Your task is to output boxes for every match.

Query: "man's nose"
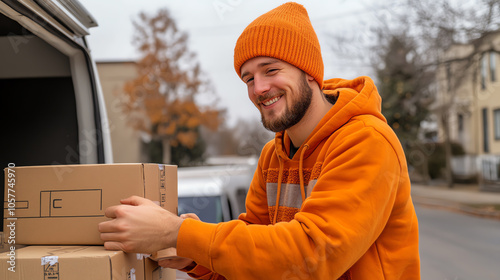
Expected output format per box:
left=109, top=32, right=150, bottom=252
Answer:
left=253, top=76, right=271, bottom=96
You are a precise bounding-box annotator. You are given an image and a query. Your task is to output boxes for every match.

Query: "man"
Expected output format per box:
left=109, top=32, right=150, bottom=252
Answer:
left=99, top=2, right=421, bottom=279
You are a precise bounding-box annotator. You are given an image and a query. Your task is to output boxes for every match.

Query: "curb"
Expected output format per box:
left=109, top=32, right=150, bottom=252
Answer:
left=457, top=204, right=500, bottom=220
left=412, top=196, right=500, bottom=220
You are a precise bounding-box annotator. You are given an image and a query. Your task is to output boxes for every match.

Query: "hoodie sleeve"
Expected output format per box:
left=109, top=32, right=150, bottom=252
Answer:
left=176, top=123, right=410, bottom=279
left=179, top=263, right=226, bottom=280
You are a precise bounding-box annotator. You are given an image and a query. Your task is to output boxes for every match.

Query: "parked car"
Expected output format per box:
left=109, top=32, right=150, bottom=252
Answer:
left=178, top=159, right=256, bottom=223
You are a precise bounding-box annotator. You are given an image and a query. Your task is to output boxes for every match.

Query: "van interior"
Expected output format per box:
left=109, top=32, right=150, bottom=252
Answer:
left=0, top=11, right=80, bottom=222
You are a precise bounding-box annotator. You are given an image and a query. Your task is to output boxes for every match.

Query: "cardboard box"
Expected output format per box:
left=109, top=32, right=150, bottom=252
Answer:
left=0, top=246, right=175, bottom=280
left=145, top=256, right=176, bottom=280
left=3, top=164, right=177, bottom=245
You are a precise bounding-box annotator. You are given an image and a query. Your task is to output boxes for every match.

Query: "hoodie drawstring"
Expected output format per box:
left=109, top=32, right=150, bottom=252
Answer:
left=272, top=144, right=309, bottom=224
left=273, top=155, right=284, bottom=224
left=299, top=144, right=309, bottom=203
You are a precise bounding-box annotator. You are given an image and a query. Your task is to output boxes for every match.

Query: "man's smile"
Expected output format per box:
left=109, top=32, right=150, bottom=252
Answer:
left=259, top=93, right=284, bottom=107
left=262, top=96, right=281, bottom=106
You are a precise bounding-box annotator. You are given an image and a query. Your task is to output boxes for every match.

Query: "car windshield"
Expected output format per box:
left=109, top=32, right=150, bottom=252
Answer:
left=178, top=196, right=223, bottom=223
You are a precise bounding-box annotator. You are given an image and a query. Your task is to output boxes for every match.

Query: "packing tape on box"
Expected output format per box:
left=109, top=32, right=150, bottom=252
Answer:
left=41, top=256, right=58, bottom=266
left=136, top=253, right=151, bottom=260
left=130, top=268, right=137, bottom=280
left=159, top=165, right=166, bottom=208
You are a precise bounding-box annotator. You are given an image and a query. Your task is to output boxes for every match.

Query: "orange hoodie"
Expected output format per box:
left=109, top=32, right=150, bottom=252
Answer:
left=177, top=76, right=420, bottom=279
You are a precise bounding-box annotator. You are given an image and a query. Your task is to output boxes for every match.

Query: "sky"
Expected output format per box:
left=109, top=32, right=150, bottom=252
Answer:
left=79, top=0, right=389, bottom=126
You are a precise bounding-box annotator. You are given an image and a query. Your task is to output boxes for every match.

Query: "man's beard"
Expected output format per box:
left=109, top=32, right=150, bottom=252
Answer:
left=261, top=73, right=313, bottom=133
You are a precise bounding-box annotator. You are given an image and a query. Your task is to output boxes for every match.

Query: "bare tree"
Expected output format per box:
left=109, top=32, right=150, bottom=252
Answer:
left=406, top=0, right=500, bottom=187
left=330, top=0, right=500, bottom=187
left=202, top=118, right=273, bottom=157
left=372, top=27, right=435, bottom=184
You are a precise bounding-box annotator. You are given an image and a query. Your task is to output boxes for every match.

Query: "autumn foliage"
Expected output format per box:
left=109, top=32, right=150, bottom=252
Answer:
left=121, top=9, right=223, bottom=163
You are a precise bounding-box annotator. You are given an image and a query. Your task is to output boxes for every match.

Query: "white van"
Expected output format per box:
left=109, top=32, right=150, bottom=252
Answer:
left=177, top=160, right=256, bottom=223
left=0, top=0, right=112, bottom=220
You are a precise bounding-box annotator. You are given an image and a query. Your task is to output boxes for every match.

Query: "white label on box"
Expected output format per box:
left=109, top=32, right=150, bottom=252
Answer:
left=41, top=256, right=58, bottom=266
left=42, top=256, right=60, bottom=280
left=129, top=268, right=136, bottom=280
left=136, top=253, right=151, bottom=260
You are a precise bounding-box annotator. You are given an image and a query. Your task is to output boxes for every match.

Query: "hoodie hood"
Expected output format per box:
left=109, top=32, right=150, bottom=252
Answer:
left=275, top=76, right=387, bottom=160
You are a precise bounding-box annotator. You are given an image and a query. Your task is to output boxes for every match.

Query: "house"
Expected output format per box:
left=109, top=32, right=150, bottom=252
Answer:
left=435, top=31, right=500, bottom=190
left=96, top=61, right=147, bottom=163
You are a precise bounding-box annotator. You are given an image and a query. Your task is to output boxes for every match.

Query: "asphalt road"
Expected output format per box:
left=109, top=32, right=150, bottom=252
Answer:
left=416, top=204, right=500, bottom=280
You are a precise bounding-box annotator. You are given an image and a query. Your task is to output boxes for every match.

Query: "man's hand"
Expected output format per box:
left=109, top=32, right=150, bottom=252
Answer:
left=98, top=196, right=183, bottom=253
left=158, top=257, right=196, bottom=270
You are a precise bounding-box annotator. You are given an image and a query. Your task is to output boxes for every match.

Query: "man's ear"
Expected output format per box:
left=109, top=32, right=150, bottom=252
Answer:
left=305, top=73, right=319, bottom=88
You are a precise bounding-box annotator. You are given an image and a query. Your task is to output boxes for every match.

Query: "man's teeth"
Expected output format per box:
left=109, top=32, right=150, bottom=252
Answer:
left=263, top=96, right=280, bottom=106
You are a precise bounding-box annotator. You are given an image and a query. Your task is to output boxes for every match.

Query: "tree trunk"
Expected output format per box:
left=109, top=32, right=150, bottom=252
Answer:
left=442, top=113, right=454, bottom=188
left=418, top=144, right=431, bottom=185
left=162, top=138, right=171, bottom=164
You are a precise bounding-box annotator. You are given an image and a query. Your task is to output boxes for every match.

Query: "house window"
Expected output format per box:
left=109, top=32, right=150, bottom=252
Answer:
left=458, top=113, right=464, bottom=143
left=446, top=63, right=452, bottom=91
left=491, top=52, right=496, bottom=82
left=458, top=114, right=464, bottom=132
left=483, top=108, right=489, bottom=153
left=481, top=54, right=487, bottom=90
left=494, top=109, right=500, bottom=140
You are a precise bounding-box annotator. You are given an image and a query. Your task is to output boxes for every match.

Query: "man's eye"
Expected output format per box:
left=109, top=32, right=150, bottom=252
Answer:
left=267, top=69, right=278, bottom=74
left=246, top=77, right=254, bottom=84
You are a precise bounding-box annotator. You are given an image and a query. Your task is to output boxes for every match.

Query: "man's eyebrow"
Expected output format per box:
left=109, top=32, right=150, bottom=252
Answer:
left=241, top=59, right=281, bottom=80
left=241, top=71, right=251, bottom=81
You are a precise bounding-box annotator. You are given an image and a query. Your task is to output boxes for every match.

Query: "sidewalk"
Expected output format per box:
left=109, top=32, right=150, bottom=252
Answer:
left=411, top=183, right=500, bottom=219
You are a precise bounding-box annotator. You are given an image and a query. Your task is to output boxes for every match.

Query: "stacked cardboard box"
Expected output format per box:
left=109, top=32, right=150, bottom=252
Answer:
left=2, top=163, right=178, bottom=280
left=0, top=246, right=168, bottom=280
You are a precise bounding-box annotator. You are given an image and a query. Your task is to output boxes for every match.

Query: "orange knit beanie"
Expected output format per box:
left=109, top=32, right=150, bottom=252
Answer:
left=234, top=2, right=324, bottom=89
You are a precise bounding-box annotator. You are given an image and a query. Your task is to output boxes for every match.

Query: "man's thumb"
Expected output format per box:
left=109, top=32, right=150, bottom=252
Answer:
left=180, top=213, right=201, bottom=221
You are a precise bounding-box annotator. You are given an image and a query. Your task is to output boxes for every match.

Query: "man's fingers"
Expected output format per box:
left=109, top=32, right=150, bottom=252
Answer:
left=100, top=231, right=136, bottom=252
left=98, top=219, right=126, bottom=234
left=103, top=241, right=125, bottom=251
left=98, top=196, right=179, bottom=253
left=99, top=231, right=121, bottom=242
left=158, top=258, right=195, bottom=269
left=157, top=259, right=177, bottom=268
left=104, top=205, right=121, bottom=219
left=120, top=195, right=149, bottom=206
left=104, top=203, right=139, bottom=219
left=105, top=197, right=158, bottom=220
left=180, top=213, right=201, bottom=221
left=98, top=221, right=112, bottom=233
